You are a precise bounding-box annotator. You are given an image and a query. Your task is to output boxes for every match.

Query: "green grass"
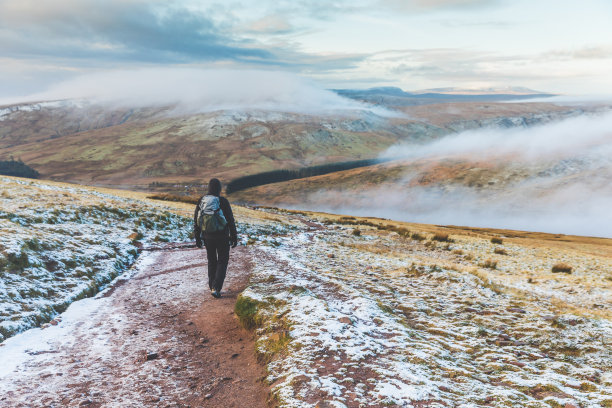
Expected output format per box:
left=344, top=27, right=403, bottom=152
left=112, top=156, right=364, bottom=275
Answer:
left=235, top=294, right=262, bottom=330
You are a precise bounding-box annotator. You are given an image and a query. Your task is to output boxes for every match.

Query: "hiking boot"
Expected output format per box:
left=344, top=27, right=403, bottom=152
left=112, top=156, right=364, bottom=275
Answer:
left=212, top=290, right=221, bottom=298
left=210, top=289, right=217, bottom=297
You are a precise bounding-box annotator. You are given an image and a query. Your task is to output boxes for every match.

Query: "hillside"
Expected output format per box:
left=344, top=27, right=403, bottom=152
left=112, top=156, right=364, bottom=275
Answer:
left=0, top=177, right=610, bottom=406
left=229, top=105, right=612, bottom=237
left=0, top=98, right=593, bottom=191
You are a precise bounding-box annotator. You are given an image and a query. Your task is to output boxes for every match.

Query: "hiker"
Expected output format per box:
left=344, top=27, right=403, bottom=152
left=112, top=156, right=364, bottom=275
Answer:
left=194, top=178, right=238, bottom=298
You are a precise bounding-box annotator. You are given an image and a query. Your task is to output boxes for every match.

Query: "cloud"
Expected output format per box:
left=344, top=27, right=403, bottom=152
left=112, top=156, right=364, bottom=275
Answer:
left=300, top=176, right=612, bottom=237
left=361, top=46, right=612, bottom=94
left=5, top=68, right=399, bottom=117
left=542, top=46, right=612, bottom=61
left=0, top=0, right=375, bottom=93
left=245, top=15, right=294, bottom=34
left=380, top=0, right=501, bottom=12
left=289, top=111, right=612, bottom=237
left=0, top=0, right=271, bottom=63
left=381, top=110, right=612, bottom=162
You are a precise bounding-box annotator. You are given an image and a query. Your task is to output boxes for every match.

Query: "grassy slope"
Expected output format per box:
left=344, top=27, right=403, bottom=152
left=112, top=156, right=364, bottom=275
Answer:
left=0, top=106, right=413, bottom=187
left=237, top=208, right=612, bottom=406
left=0, top=101, right=585, bottom=189
left=1, top=176, right=610, bottom=405
left=227, top=158, right=508, bottom=204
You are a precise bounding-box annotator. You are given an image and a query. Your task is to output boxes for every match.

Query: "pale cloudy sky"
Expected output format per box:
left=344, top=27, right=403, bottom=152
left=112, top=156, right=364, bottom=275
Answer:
left=1, top=0, right=611, bottom=98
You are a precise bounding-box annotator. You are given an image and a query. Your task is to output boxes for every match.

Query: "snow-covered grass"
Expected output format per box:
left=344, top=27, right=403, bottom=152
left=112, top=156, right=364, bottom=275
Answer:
left=0, top=177, right=191, bottom=342
left=239, top=209, right=612, bottom=407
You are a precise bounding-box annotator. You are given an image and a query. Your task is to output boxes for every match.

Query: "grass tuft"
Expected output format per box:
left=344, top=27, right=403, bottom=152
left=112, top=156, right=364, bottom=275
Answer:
left=235, top=294, right=261, bottom=330
left=551, top=263, right=572, bottom=274
left=480, top=259, right=498, bottom=269
left=411, top=232, right=426, bottom=241
left=431, top=233, right=453, bottom=242
left=494, top=248, right=508, bottom=255
left=146, top=193, right=199, bottom=204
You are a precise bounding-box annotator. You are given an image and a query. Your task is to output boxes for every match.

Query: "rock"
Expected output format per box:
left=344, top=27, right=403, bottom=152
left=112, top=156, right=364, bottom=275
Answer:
left=464, top=307, right=479, bottom=313
left=478, top=310, right=499, bottom=316
left=527, top=353, right=543, bottom=360
left=146, top=352, right=158, bottom=361
left=42, top=323, right=51, bottom=329
left=439, top=386, right=451, bottom=392
left=327, top=253, right=335, bottom=258
left=507, top=307, right=526, bottom=314
left=205, top=393, right=213, bottom=399
left=50, top=320, right=59, bottom=326
left=231, top=353, right=239, bottom=358
left=339, top=317, right=352, bottom=325
left=564, top=404, right=578, bottom=408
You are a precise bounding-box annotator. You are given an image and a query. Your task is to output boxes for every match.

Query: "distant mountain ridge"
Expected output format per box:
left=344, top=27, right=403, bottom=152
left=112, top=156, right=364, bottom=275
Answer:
left=334, top=86, right=555, bottom=106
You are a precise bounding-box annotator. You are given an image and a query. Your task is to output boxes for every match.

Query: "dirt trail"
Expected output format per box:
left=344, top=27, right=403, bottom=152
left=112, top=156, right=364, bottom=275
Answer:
left=0, top=244, right=269, bottom=408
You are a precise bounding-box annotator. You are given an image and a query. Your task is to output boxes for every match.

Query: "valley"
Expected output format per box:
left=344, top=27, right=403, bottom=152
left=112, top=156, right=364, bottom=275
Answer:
left=1, top=90, right=611, bottom=407
left=0, top=95, right=600, bottom=191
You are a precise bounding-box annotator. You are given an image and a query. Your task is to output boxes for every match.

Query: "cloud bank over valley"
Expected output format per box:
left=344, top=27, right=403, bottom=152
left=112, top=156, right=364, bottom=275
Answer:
left=296, top=111, right=612, bottom=237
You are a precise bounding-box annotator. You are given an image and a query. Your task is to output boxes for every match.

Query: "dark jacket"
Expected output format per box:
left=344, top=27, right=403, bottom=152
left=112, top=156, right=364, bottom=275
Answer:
left=194, top=195, right=237, bottom=243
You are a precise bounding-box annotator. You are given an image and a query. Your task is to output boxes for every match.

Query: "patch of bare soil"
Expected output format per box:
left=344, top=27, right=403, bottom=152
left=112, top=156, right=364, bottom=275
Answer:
left=0, top=244, right=269, bottom=408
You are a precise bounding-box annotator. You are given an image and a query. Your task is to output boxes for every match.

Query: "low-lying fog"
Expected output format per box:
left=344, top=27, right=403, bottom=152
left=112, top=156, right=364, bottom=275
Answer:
left=296, top=110, right=612, bottom=238
left=1, top=68, right=397, bottom=117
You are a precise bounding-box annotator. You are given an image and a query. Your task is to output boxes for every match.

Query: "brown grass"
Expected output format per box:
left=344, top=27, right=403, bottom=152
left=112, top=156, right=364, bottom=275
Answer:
left=411, top=232, right=426, bottom=241
left=494, top=248, right=508, bottom=255
left=147, top=193, right=199, bottom=204
left=551, top=262, right=573, bottom=274
left=480, top=259, right=498, bottom=269
left=431, top=233, right=453, bottom=242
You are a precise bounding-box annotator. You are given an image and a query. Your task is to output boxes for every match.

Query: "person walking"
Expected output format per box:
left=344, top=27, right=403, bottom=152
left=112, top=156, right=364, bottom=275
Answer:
left=194, top=178, right=238, bottom=298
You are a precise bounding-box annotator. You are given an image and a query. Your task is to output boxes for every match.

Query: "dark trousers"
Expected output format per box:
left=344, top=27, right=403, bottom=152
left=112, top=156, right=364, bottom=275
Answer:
left=204, top=235, right=230, bottom=292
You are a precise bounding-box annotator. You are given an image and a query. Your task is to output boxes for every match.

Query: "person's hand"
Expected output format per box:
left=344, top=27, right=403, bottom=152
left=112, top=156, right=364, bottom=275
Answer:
left=230, top=236, right=238, bottom=248
left=196, top=238, right=203, bottom=249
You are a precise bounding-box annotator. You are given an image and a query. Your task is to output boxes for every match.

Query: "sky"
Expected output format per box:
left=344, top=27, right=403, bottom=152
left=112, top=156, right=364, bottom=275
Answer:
left=1, top=0, right=611, bottom=99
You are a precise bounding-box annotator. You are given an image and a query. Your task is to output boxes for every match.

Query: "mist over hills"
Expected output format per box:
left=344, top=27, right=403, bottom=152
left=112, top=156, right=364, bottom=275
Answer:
left=230, top=108, right=612, bottom=237
left=0, top=89, right=591, bottom=190
left=2, top=73, right=610, bottom=237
